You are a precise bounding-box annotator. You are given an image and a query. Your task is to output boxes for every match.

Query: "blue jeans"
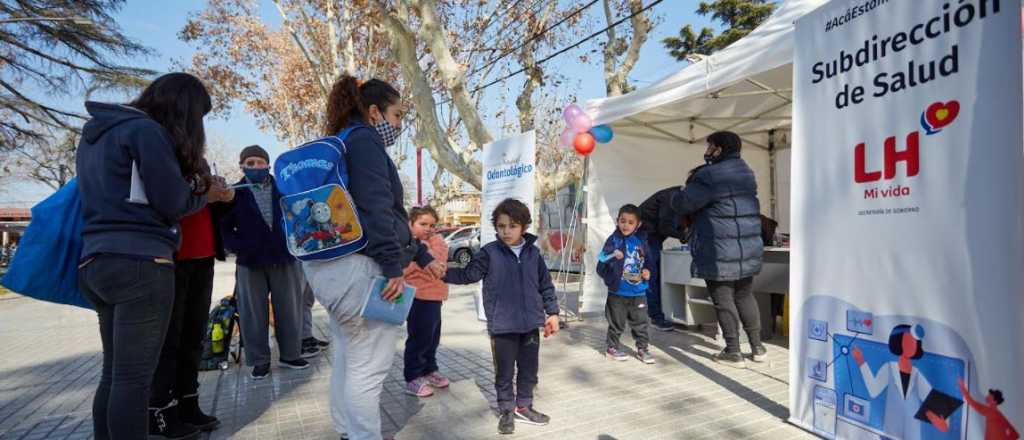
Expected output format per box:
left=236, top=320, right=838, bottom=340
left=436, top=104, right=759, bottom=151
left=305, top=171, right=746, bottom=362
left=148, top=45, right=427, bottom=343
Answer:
left=79, top=255, right=175, bottom=440
left=645, top=238, right=666, bottom=323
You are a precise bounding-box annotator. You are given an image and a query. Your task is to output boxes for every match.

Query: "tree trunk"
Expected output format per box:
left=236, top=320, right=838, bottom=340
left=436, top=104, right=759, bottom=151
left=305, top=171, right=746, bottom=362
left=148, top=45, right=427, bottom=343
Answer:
left=602, top=0, right=651, bottom=97
left=407, top=0, right=494, bottom=148
left=326, top=0, right=343, bottom=78
left=375, top=0, right=483, bottom=189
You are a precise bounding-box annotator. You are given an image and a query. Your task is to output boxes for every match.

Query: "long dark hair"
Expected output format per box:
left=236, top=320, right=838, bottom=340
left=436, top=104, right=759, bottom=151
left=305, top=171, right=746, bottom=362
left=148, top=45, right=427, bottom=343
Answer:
left=129, top=72, right=212, bottom=192
left=323, top=74, right=401, bottom=135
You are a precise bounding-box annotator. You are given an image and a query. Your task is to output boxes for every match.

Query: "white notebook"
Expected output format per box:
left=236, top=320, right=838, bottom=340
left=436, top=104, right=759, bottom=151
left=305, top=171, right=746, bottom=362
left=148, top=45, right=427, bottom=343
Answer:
left=126, top=161, right=149, bottom=204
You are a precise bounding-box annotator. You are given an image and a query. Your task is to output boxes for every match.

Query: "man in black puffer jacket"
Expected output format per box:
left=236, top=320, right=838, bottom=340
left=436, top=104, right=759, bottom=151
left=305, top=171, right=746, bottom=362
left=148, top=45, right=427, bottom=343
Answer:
left=671, top=131, right=766, bottom=368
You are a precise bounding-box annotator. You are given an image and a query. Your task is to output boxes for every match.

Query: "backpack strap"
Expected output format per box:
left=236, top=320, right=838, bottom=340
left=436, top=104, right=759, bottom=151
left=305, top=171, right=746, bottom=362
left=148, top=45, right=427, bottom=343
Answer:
left=336, top=124, right=368, bottom=152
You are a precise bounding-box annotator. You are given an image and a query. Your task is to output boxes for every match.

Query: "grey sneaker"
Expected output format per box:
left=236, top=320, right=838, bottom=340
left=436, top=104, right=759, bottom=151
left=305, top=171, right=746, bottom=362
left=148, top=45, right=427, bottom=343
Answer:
left=636, top=348, right=656, bottom=364
left=606, top=347, right=629, bottom=361
left=751, top=345, right=768, bottom=363
left=713, top=350, right=747, bottom=368
left=514, top=406, right=550, bottom=426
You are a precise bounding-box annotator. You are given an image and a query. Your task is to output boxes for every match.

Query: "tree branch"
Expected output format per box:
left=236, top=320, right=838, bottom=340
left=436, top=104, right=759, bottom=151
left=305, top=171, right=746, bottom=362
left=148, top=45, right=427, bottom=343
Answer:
left=408, top=0, right=493, bottom=148
left=271, top=0, right=329, bottom=95
left=373, top=0, right=483, bottom=189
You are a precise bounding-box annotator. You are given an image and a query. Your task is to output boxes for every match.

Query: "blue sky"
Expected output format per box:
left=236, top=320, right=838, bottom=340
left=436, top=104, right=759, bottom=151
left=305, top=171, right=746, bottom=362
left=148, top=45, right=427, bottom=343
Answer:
left=2, top=0, right=718, bottom=205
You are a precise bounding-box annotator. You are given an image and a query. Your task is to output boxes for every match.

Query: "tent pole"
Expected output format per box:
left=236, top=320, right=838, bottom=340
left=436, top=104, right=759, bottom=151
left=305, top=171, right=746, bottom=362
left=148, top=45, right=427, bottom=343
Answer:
left=576, top=155, right=590, bottom=321
left=769, top=129, right=778, bottom=221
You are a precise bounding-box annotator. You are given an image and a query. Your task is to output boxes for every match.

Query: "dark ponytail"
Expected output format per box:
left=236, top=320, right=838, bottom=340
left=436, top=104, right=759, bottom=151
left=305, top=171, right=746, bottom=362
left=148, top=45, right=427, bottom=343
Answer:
left=323, top=75, right=401, bottom=135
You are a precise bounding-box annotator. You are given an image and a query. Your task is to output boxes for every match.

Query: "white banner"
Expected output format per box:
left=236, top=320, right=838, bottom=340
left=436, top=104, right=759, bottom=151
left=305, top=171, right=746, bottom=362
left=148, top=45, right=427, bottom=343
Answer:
left=790, top=1, right=1023, bottom=440
left=476, top=131, right=537, bottom=321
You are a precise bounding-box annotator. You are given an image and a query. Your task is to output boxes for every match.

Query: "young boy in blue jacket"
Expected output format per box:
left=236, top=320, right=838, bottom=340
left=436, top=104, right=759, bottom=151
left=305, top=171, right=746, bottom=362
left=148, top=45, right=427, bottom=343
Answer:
left=597, top=204, right=656, bottom=364
left=443, top=198, right=560, bottom=435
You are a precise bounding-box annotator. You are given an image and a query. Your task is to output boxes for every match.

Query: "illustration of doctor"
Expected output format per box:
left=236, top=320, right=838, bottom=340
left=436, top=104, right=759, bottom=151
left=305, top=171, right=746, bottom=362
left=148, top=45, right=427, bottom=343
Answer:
left=851, top=324, right=952, bottom=440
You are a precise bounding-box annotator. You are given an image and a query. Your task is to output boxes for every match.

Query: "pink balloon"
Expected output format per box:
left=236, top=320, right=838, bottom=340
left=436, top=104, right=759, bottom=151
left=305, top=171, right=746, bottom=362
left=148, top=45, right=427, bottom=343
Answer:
left=570, top=112, right=593, bottom=133
left=559, top=127, right=576, bottom=148
left=563, top=104, right=584, bottom=125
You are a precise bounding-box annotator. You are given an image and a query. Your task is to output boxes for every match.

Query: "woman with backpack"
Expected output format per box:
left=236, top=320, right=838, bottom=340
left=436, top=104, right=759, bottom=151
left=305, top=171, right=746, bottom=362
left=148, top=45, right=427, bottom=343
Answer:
left=301, top=75, right=445, bottom=440
left=76, top=72, right=233, bottom=440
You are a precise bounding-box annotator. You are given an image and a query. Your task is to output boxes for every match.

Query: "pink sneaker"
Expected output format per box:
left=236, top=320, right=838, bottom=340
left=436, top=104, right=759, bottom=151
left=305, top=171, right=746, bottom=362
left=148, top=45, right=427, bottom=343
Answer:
left=405, top=378, right=434, bottom=397
left=424, top=371, right=450, bottom=388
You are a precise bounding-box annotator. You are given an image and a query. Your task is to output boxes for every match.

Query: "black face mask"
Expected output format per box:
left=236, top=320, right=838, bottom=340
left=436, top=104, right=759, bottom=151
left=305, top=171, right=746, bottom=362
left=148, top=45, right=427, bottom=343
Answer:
left=704, top=153, right=715, bottom=164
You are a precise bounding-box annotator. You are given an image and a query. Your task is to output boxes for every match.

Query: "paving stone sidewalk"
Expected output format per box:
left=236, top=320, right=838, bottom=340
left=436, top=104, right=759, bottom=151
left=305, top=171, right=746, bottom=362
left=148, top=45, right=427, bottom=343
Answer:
left=0, top=261, right=815, bottom=440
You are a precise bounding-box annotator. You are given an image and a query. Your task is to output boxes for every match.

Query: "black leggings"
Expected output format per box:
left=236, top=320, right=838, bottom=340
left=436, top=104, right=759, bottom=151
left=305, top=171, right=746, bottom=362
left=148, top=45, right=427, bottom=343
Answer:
left=151, top=257, right=215, bottom=406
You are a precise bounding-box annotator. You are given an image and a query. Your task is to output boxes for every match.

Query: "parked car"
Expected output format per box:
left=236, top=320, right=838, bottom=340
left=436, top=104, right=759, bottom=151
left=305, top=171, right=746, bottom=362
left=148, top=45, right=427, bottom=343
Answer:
left=436, top=227, right=459, bottom=240
left=445, top=226, right=480, bottom=265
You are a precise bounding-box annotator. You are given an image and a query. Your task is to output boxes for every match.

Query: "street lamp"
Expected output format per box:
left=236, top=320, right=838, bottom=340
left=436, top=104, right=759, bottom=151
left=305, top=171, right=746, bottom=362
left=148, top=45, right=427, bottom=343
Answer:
left=0, top=17, right=92, bottom=25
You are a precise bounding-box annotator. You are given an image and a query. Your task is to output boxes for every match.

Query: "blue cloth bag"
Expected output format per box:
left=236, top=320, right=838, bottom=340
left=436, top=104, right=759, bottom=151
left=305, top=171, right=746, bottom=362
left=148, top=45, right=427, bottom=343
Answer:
left=1, top=178, right=91, bottom=309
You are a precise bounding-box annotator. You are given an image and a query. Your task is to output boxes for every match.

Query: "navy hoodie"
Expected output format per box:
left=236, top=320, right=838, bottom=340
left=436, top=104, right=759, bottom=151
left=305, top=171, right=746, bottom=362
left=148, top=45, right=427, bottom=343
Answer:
left=443, top=234, right=559, bottom=335
left=344, top=123, right=432, bottom=277
left=76, top=102, right=206, bottom=260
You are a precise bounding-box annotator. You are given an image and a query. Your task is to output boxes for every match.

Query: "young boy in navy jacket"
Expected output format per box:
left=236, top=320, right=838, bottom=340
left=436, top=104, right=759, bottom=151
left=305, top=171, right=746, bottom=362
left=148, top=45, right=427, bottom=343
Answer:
left=597, top=204, right=656, bottom=364
left=443, top=198, right=560, bottom=435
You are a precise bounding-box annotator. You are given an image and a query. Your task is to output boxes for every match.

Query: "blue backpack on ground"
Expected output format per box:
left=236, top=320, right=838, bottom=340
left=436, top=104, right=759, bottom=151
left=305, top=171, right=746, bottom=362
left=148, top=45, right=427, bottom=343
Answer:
left=274, top=125, right=368, bottom=261
left=1, top=178, right=91, bottom=309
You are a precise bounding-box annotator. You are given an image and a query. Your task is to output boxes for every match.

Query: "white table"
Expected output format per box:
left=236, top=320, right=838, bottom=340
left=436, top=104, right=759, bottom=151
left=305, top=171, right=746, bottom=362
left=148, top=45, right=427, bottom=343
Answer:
left=660, top=248, right=790, bottom=341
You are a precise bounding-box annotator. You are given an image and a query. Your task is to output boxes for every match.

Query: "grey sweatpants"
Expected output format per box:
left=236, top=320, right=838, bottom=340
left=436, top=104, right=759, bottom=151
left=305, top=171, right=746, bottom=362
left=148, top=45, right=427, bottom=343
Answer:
left=303, top=254, right=400, bottom=440
left=236, top=262, right=304, bottom=366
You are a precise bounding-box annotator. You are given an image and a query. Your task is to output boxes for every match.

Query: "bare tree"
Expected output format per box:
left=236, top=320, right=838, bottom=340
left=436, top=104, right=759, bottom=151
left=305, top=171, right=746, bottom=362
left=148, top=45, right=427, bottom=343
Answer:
left=204, top=134, right=245, bottom=183
left=0, top=0, right=153, bottom=149
left=183, top=0, right=593, bottom=197
left=1, top=126, right=76, bottom=190
left=601, top=0, right=653, bottom=97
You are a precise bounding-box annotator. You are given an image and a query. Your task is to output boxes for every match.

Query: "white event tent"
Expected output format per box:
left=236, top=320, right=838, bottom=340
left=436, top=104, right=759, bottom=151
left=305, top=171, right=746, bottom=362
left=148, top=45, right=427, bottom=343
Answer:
left=579, top=0, right=828, bottom=313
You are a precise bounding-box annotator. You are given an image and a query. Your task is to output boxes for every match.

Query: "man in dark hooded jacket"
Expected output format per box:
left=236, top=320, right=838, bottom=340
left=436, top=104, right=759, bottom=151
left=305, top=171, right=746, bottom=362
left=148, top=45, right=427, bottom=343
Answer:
left=671, top=131, right=766, bottom=368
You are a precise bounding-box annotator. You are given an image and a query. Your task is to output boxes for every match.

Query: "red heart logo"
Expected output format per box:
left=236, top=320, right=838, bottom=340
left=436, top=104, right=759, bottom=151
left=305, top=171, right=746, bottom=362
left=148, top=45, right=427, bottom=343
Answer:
left=864, top=319, right=872, bottom=326
left=926, top=101, right=960, bottom=130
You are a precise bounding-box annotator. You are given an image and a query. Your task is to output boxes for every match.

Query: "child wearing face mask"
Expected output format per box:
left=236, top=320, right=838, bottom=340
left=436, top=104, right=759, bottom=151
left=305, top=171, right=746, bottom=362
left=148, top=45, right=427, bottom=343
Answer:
left=401, top=206, right=451, bottom=398
left=219, top=145, right=310, bottom=381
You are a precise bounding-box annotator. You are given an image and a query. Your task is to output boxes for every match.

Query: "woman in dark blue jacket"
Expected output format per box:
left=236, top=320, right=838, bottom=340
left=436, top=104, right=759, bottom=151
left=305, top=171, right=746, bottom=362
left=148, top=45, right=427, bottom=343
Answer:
left=76, top=73, right=231, bottom=440
left=300, top=75, right=444, bottom=440
left=671, top=131, right=766, bottom=368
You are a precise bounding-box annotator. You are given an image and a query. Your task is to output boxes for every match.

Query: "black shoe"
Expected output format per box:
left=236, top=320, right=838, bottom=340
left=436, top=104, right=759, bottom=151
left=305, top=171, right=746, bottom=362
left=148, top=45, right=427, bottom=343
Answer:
left=300, top=344, right=322, bottom=358
left=178, top=393, right=220, bottom=432
left=751, top=345, right=768, bottom=363
left=279, top=358, right=310, bottom=370
left=713, top=349, right=747, bottom=368
left=304, top=336, right=330, bottom=348
left=652, top=320, right=675, bottom=332
left=514, top=406, right=550, bottom=426
left=251, top=364, right=271, bottom=380
left=149, top=399, right=201, bottom=440
left=498, top=410, right=515, bottom=434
